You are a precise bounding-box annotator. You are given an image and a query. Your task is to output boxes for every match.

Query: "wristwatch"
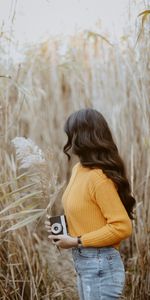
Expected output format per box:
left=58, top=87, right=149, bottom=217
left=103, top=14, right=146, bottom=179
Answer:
left=77, top=235, right=82, bottom=247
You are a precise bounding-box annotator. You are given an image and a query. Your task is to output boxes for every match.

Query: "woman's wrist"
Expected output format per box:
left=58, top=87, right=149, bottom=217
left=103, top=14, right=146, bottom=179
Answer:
left=71, top=236, right=82, bottom=247
left=71, top=237, right=78, bottom=246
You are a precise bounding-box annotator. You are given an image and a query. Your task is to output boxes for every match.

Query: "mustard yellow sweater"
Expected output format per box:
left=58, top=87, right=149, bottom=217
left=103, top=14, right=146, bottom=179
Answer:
left=62, top=162, right=132, bottom=249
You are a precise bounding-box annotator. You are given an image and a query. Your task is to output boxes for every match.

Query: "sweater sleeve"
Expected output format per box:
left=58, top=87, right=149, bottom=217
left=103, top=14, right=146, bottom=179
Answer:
left=81, top=171, right=133, bottom=247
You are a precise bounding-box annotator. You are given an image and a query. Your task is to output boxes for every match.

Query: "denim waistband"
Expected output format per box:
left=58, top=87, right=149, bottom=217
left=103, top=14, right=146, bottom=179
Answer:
left=71, top=246, right=119, bottom=254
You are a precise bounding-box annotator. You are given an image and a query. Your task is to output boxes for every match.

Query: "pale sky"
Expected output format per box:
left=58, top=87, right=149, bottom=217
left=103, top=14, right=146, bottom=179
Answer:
left=0, top=0, right=131, bottom=44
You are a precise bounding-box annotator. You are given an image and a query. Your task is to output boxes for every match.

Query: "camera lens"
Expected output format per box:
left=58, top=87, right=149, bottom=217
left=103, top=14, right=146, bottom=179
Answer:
left=51, top=223, right=62, bottom=234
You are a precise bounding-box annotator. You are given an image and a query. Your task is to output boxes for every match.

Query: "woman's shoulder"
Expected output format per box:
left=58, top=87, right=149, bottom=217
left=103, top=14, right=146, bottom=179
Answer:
left=72, top=162, right=110, bottom=184
left=89, top=168, right=109, bottom=184
left=72, top=162, right=80, bottom=171
left=89, top=168, right=117, bottom=193
left=74, top=162, right=109, bottom=182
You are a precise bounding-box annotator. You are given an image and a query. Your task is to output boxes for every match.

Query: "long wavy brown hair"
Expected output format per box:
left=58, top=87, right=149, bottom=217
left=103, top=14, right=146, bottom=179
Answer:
left=63, top=108, right=135, bottom=219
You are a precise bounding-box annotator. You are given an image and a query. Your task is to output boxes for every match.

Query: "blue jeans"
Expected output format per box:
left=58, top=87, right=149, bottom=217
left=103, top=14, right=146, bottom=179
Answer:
left=71, top=246, right=125, bottom=300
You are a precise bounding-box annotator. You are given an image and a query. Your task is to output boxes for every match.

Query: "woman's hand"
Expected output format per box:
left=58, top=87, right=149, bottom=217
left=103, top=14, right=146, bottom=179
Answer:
left=48, top=234, right=78, bottom=249
left=44, top=218, right=78, bottom=249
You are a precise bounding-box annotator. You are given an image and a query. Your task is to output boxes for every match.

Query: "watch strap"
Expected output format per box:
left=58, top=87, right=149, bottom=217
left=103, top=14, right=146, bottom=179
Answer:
left=77, top=235, right=82, bottom=247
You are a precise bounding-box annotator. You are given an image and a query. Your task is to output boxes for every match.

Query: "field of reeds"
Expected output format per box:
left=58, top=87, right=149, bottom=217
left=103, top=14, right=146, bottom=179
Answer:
left=0, top=3, right=150, bottom=300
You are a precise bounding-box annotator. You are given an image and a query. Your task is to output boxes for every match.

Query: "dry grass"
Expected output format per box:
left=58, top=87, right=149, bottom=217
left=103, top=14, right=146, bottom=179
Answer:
left=0, top=5, right=150, bottom=299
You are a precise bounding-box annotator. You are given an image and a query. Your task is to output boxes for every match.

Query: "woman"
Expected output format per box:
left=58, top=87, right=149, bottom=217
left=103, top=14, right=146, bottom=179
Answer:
left=45, top=108, right=135, bottom=300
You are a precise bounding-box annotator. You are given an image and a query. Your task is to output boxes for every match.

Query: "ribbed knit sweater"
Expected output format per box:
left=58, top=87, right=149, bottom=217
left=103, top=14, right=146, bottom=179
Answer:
left=62, top=162, right=132, bottom=249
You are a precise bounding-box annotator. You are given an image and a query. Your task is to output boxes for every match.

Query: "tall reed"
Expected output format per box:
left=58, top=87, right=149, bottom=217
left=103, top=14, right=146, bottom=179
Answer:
left=0, top=11, right=150, bottom=300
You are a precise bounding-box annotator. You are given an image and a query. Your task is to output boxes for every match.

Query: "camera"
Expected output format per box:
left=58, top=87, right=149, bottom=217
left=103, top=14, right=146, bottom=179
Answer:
left=48, top=215, right=68, bottom=242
